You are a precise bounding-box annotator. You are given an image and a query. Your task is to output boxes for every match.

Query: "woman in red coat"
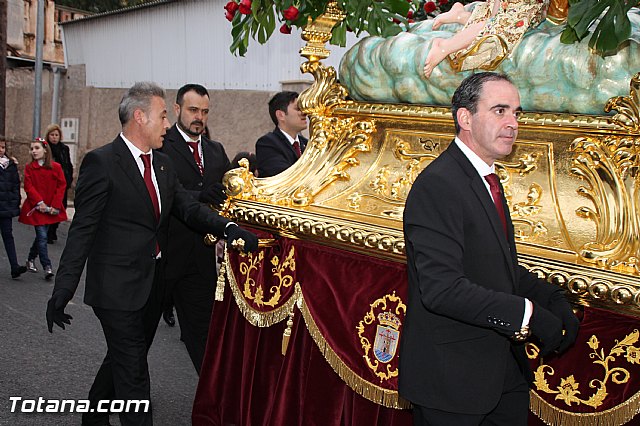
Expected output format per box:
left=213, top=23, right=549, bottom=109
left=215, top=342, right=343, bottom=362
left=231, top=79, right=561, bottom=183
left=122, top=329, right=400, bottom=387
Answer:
left=18, top=138, right=68, bottom=280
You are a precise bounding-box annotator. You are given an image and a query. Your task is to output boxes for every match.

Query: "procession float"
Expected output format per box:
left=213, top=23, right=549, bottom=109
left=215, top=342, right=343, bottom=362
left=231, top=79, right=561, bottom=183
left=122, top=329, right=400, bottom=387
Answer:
left=193, top=1, right=640, bottom=424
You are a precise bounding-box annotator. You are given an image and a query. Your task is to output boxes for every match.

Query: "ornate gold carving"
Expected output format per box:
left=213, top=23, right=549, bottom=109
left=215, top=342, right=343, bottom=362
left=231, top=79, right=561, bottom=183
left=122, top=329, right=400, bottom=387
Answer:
left=299, top=1, right=346, bottom=63
left=238, top=247, right=297, bottom=308
left=533, top=331, right=639, bottom=409
left=570, top=134, right=640, bottom=274
left=356, top=291, right=406, bottom=382
left=605, top=72, right=640, bottom=135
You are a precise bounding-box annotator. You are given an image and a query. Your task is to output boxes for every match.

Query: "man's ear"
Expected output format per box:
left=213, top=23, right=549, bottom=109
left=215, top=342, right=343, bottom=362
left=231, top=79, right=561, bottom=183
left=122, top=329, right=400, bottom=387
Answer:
left=173, top=103, right=181, bottom=118
left=133, top=108, right=147, bottom=125
left=275, top=109, right=286, bottom=124
left=457, top=108, right=472, bottom=131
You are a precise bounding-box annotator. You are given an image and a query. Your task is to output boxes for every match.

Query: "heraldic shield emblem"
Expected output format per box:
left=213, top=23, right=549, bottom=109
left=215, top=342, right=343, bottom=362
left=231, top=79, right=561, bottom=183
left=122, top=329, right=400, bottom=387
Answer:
left=374, top=312, right=401, bottom=363
left=357, top=291, right=406, bottom=382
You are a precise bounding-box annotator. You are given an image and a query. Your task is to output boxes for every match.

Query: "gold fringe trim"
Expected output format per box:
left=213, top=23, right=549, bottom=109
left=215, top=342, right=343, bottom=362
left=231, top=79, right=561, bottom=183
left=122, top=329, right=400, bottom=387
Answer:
left=226, top=249, right=300, bottom=328
left=214, top=245, right=227, bottom=302
left=282, top=304, right=296, bottom=355
left=530, top=389, right=640, bottom=425
left=297, top=286, right=411, bottom=410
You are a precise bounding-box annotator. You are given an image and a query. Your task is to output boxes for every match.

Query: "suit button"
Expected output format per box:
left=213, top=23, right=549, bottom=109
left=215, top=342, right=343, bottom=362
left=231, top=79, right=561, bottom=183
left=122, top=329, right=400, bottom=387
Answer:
left=198, top=182, right=203, bottom=187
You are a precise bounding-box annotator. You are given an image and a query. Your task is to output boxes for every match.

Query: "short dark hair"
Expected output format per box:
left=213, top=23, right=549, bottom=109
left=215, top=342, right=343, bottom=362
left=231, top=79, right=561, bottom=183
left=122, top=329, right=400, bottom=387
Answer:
left=268, top=91, right=298, bottom=126
left=118, top=82, right=165, bottom=126
left=451, top=72, right=513, bottom=134
left=176, top=84, right=209, bottom=106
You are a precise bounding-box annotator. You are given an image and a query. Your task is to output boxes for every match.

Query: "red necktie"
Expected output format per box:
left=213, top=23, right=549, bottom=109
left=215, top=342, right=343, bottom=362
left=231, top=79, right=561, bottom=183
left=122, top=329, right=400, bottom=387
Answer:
left=140, top=154, right=160, bottom=222
left=187, top=141, right=204, bottom=175
left=292, top=140, right=302, bottom=158
left=484, top=173, right=508, bottom=236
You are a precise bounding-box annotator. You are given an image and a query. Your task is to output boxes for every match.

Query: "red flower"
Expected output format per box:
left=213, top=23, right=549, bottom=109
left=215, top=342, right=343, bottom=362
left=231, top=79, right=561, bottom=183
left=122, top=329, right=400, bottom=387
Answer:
left=408, top=18, right=415, bottom=23
left=515, top=20, right=524, bottom=27
left=392, top=18, right=400, bottom=24
left=407, top=10, right=414, bottom=19
left=224, top=1, right=238, bottom=21
left=438, top=0, right=448, bottom=5
left=423, top=1, right=436, bottom=13
left=283, top=6, right=299, bottom=21
left=279, top=23, right=292, bottom=34
left=238, top=0, right=252, bottom=15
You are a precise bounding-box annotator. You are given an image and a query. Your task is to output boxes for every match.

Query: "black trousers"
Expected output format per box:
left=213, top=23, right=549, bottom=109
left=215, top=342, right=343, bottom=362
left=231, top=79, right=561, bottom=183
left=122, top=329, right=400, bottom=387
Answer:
left=82, top=261, right=166, bottom=426
left=412, top=354, right=529, bottom=426
left=169, top=267, right=214, bottom=374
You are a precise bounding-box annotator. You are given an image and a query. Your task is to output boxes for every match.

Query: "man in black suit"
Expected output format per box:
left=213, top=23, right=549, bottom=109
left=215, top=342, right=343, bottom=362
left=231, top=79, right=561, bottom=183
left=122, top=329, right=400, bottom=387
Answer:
left=400, top=72, right=579, bottom=426
left=255, top=91, right=308, bottom=178
left=159, top=83, right=230, bottom=374
left=45, top=82, right=257, bottom=426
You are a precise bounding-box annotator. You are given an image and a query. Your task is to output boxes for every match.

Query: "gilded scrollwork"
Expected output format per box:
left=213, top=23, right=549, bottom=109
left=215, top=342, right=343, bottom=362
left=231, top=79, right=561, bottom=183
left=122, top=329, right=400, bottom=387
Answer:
left=570, top=135, right=640, bottom=274
left=533, top=331, right=639, bottom=409
left=605, top=72, right=640, bottom=135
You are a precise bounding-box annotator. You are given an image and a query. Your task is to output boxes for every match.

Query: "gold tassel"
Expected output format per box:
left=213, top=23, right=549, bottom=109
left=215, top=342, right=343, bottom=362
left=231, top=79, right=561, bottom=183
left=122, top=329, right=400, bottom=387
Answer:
left=282, top=305, right=295, bottom=355
left=215, top=245, right=227, bottom=301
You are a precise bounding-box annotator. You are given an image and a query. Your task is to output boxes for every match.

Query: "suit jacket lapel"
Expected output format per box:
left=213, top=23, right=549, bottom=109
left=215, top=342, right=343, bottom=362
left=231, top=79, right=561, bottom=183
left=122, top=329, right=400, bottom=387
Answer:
left=275, top=128, right=298, bottom=158
left=153, top=153, right=169, bottom=225
left=114, top=137, right=158, bottom=223
left=448, top=142, right=517, bottom=286
left=168, top=125, right=201, bottom=175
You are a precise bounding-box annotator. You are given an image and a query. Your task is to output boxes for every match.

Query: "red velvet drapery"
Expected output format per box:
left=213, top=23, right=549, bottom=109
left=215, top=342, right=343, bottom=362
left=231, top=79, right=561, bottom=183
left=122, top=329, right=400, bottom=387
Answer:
left=193, top=236, right=640, bottom=426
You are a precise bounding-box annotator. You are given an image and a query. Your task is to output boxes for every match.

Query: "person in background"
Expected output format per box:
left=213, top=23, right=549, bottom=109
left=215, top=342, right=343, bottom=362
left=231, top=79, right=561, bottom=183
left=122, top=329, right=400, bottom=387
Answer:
left=255, top=91, right=308, bottom=178
left=19, top=138, right=68, bottom=280
left=44, top=124, right=73, bottom=244
left=0, top=138, right=27, bottom=279
left=400, top=72, right=579, bottom=425
left=45, top=82, right=257, bottom=426
left=159, top=83, right=231, bottom=374
left=231, top=151, right=258, bottom=176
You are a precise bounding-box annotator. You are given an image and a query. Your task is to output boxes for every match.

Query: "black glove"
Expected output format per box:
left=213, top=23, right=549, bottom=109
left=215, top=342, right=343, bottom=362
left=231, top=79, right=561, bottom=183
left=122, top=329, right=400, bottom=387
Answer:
left=46, top=289, right=74, bottom=333
left=548, top=293, right=580, bottom=354
left=529, top=304, right=563, bottom=357
left=199, top=182, right=227, bottom=207
left=226, top=224, right=259, bottom=253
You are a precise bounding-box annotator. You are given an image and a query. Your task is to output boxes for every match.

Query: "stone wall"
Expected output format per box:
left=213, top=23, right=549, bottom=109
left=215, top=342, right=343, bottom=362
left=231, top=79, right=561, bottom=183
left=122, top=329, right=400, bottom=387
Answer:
left=4, top=64, right=291, bottom=189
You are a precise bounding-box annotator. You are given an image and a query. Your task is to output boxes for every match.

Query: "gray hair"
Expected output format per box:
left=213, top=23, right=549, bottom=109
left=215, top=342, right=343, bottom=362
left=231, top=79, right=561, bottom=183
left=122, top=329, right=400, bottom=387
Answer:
left=451, top=72, right=513, bottom=134
left=118, top=82, right=165, bottom=126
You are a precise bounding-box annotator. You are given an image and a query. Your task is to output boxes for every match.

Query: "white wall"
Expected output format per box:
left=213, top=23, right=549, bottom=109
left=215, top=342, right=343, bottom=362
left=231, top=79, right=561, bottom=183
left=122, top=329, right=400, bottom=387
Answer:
left=61, top=0, right=355, bottom=90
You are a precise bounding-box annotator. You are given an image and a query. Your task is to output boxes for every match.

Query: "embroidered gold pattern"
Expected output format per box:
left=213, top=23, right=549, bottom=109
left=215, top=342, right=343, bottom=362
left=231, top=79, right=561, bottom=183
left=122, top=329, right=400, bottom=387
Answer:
left=356, top=291, right=406, bottom=383
left=237, top=247, right=297, bottom=308
left=533, top=330, right=640, bottom=409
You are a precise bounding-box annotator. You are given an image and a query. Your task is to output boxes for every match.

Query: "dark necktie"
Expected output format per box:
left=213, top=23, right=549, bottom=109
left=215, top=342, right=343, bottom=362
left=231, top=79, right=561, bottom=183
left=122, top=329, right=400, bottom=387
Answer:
left=187, top=141, right=204, bottom=175
left=292, top=140, right=302, bottom=158
left=484, top=173, right=507, bottom=236
left=140, top=154, right=160, bottom=222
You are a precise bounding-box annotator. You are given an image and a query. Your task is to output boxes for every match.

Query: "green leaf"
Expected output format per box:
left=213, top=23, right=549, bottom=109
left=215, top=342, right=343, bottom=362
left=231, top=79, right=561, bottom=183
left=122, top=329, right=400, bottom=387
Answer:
left=566, top=0, right=610, bottom=40
left=559, top=26, right=579, bottom=44
left=588, top=0, right=632, bottom=55
left=331, top=20, right=348, bottom=47
left=385, top=0, right=411, bottom=16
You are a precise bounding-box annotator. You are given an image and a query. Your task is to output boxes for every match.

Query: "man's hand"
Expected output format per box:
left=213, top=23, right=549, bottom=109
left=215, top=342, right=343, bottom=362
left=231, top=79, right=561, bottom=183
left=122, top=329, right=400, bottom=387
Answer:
left=548, top=294, right=580, bottom=354
left=46, top=289, right=74, bottom=333
left=199, top=182, right=227, bottom=207
left=226, top=224, right=259, bottom=253
left=530, top=304, right=563, bottom=356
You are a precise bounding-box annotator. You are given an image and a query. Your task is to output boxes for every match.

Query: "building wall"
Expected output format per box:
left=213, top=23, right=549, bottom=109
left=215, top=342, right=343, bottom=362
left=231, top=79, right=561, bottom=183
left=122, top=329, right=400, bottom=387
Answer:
left=5, top=65, right=279, bottom=180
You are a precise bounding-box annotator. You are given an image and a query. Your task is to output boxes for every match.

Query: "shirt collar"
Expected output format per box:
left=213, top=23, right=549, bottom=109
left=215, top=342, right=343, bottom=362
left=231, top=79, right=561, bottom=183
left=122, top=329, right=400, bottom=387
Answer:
left=176, top=125, right=201, bottom=144
left=278, top=128, right=298, bottom=146
left=121, top=132, right=152, bottom=158
left=453, top=137, right=495, bottom=178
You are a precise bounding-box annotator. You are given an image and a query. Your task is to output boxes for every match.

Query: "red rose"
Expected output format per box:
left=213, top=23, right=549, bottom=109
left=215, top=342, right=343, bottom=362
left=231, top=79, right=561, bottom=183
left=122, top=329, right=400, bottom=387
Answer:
left=224, top=1, right=238, bottom=13
left=423, top=1, right=436, bottom=13
left=438, top=0, right=448, bottom=5
left=238, top=0, right=252, bottom=15
left=225, top=11, right=234, bottom=21
left=279, top=23, right=292, bottom=34
left=408, top=18, right=415, bottom=23
left=407, top=10, right=414, bottom=18
left=392, top=18, right=400, bottom=24
left=515, top=20, right=524, bottom=27
left=283, top=6, right=299, bottom=21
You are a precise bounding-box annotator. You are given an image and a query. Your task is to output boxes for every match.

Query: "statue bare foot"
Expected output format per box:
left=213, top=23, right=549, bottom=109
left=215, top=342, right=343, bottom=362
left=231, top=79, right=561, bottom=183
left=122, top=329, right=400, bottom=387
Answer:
left=432, top=2, right=467, bottom=30
left=424, top=38, right=448, bottom=78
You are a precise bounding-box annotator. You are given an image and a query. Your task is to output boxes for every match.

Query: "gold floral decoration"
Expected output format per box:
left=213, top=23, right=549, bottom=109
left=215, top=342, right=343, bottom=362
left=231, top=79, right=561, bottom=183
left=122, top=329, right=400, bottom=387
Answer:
left=238, top=247, right=297, bottom=308
left=533, top=330, right=640, bottom=409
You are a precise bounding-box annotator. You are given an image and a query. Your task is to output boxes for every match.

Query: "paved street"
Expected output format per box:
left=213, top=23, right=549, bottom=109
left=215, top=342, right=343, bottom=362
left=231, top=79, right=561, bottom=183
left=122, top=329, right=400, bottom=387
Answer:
left=0, top=216, right=199, bottom=425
